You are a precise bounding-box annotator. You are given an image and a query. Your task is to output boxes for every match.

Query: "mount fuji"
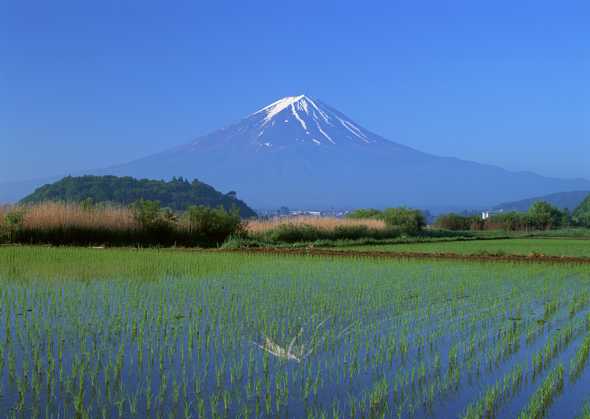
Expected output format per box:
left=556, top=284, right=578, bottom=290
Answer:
left=3, top=95, right=590, bottom=209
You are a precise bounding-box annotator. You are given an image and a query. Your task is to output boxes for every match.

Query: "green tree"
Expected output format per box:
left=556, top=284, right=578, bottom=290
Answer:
left=185, top=206, right=244, bottom=244
left=434, top=213, right=472, bottom=231
left=132, top=199, right=163, bottom=228
left=2, top=209, right=24, bottom=242
left=382, top=207, right=426, bottom=235
left=573, top=194, right=590, bottom=227
left=528, top=201, right=563, bottom=230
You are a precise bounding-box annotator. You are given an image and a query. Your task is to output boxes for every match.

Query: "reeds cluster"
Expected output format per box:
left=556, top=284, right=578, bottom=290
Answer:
left=0, top=201, right=243, bottom=247
left=247, top=216, right=387, bottom=233
left=247, top=216, right=402, bottom=243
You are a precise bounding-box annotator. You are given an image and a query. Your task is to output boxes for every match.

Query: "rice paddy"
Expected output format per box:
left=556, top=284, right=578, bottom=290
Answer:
left=1, top=246, right=589, bottom=418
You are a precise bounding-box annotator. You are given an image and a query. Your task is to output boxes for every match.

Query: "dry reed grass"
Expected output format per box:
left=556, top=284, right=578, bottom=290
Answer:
left=246, top=216, right=386, bottom=233
left=20, top=202, right=138, bottom=230
left=0, top=205, right=9, bottom=222
left=1, top=202, right=244, bottom=247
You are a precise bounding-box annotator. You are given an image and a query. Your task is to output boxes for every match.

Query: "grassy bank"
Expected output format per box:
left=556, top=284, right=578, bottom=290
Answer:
left=324, top=237, right=590, bottom=258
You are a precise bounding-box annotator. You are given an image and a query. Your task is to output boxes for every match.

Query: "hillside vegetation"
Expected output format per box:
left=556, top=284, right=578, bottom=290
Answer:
left=21, top=175, right=257, bottom=218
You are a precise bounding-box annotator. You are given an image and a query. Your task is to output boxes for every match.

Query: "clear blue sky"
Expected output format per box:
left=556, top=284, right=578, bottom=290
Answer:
left=1, top=1, right=588, bottom=182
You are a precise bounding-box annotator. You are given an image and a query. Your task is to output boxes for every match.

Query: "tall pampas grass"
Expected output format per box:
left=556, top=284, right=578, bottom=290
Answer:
left=247, top=216, right=386, bottom=234
left=0, top=202, right=242, bottom=247
left=0, top=205, right=9, bottom=222
left=21, top=202, right=138, bottom=231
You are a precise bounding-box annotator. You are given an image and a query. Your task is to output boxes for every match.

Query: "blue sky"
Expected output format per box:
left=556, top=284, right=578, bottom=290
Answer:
left=1, top=1, right=588, bottom=182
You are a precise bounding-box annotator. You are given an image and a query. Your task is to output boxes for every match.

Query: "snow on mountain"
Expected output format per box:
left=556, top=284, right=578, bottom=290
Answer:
left=185, top=94, right=383, bottom=152
left=248, top=94, right=376, bottom=146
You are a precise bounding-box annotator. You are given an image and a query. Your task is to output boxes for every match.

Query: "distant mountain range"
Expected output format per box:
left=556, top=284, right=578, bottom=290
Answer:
left=2, top=94, right=589, bottom=209
left=20, top=175, right=256, bottom=217
left=493, top=190, right=590, bottom=212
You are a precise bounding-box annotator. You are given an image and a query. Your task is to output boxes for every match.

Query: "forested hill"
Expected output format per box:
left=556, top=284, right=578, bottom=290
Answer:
left=20, top=176, right=257, bottom=217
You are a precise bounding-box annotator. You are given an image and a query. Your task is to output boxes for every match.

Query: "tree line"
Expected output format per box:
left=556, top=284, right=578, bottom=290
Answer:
left=346, top=196, right=590, bottom=233
left=436, top=200, right=590, bottom=231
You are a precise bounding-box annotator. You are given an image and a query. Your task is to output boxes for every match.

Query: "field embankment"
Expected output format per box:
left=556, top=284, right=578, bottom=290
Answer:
left=221, top=245, right=590, bottom=265
left=321, top=237, right=590, bottom=258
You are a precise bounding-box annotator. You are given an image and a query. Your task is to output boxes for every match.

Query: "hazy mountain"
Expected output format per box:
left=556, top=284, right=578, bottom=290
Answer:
left=493, top=190, right=590, bottom=212
left=2, top=95, right=589, bottom=208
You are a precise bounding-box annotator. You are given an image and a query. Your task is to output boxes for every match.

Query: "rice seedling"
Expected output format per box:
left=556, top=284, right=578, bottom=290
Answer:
left=519, top=364, right=564, bottom=419
left=570, top=335, right=590, bottom=380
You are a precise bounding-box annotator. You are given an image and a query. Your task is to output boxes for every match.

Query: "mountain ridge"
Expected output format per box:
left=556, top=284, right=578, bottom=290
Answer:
left=1, top=95, right=589, bottom=209
left=493, top=190, right=590, bottom=212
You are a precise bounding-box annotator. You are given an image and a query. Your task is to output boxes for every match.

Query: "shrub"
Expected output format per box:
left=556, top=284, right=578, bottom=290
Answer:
left=256, top=223, right=401, bottom=243
left=185, top=205, right=245, bottom=245
left=132, top=200, right=165, bottom=228
left=435, top=213, right=472, bottom=231
left=528, top=201, right=563, bottom=230
left=573, top=194, right=590, bottom=227
left=1, top=209, right=25, bottom=242
left=382, top=207, right=426, bottom=235
left=488, top=212, right=533, bottom=231
left=266, top=224, right=322, bottom=243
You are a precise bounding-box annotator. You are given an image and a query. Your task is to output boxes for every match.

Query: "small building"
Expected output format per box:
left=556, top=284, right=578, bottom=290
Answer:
left=481, top=209, right=504, bottom=220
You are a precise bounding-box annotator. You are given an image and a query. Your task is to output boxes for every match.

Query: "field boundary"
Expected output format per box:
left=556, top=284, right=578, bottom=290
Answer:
left=219, top=247, right=590, bottom=265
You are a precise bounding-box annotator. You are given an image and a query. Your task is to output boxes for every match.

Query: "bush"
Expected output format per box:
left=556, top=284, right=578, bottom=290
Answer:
left=185, top=205, right=245, bottom=245
left=382, top=207, right=426, bottom=235
left=132, top=200, right=165, bottom=228
left=256, top=223, right=401, bottom=243
left=573, top=194, right=590, bottom=227
left=528, top=201, right=563, bottom=230
left=1, top=209, right=24, bottom=242
left=266, top=224, right=322, bottom=243
left=435, top=213, right=472, bottom=231
left=488, top=212, right=533, bottom=231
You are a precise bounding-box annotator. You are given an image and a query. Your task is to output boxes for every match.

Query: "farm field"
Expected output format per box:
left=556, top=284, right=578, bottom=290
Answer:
left=1, top=247, right=590, bottom=418
left=329, top=237, right=590, bottom=258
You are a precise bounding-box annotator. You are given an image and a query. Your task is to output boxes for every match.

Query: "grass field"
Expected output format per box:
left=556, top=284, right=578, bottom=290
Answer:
left=0, top=246, right=589, bottom=418
left=328, top=237, right=590, bottom=258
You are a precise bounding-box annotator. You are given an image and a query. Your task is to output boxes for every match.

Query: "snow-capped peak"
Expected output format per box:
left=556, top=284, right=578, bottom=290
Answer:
left=254, top=95, right=306, bottom=123
left=248, top=94, right=379, bottom=147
